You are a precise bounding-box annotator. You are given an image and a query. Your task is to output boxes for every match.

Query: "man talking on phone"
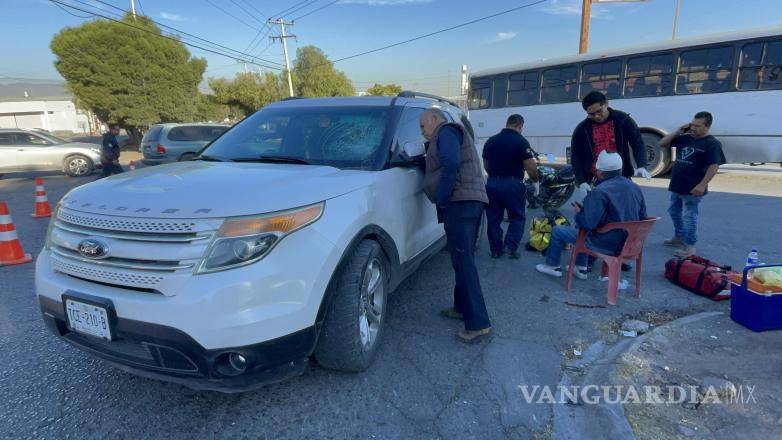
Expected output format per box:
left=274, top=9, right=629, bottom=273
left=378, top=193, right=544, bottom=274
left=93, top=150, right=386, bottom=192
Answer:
left=536, top=151, right=647, bottom=279
left=658, top=111, right=725, bottom=257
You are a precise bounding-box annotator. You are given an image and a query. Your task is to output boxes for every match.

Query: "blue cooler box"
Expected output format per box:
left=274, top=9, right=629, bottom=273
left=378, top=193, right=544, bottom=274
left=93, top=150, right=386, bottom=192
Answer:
left=730, top=264, right=782, bottom=332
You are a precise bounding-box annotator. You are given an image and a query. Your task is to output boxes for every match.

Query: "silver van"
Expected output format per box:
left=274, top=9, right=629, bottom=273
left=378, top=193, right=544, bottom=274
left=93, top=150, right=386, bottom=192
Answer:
left=141, top=123, right=230, bottom=165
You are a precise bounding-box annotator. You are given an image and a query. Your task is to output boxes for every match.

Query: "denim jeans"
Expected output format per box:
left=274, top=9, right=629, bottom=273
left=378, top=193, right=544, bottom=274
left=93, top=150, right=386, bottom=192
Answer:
left=443, top=201, right=491, bottom=331
left=546, top=226, right=588, bottom=268
left=668, top=192, right=703, bottom=246
left=485, top=176, right=526, bottom=253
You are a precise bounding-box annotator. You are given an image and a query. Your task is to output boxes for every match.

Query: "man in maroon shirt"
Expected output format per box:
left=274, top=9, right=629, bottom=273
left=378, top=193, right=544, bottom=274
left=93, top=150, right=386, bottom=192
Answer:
left=570, top=91, right=650, bottom=198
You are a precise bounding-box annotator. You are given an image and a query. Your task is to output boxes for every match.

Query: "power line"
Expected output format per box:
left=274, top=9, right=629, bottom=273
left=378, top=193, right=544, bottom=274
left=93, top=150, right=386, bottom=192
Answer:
left=272, top=0, right=312, bottom=18
left=203, top=0, right=265, bottom=32
left=330, top=0, right=548, bottom=65
left=51, top=0, right=91, bottom=18
left=284, top=0, right=320, bottom=18
left=292, top=0, right=340, bottom=21
left=136, top=0, right=145, bottom=16
left=81, top=0, right=284, bottom=67
left=49, top=0, right=282, bottom=70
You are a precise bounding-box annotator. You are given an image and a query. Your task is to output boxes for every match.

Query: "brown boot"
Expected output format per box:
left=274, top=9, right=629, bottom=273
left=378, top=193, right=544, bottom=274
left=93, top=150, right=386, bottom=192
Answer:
left=456, top=327, right=492, bottom=343
left=440, top=307, right=463, bottom=320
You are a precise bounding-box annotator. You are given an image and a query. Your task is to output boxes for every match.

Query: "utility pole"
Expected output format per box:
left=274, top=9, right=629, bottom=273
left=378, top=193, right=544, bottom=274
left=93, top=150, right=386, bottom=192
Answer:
left=579, top=0, right=591, bottom=54
left=130, top=0, right=136, bottom=20
left=269, top=18, right=296, bottom=97
left=672, top=0, right=681, bottom=40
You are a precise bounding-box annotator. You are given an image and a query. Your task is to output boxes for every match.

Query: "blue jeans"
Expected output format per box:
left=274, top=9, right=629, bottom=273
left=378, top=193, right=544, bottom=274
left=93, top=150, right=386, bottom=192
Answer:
left=485, top=176, right=526, bottom=253
left=546, top=226, right=588, bottom=268
left=668, top=192, right=702, bottom=246
left=443, top=201, right=491, bottom=331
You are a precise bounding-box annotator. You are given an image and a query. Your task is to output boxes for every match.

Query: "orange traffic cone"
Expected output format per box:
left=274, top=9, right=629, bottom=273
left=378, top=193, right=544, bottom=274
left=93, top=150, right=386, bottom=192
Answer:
left=32, top=177, right=52, bottom=218
left=0, top=202, right=33, bottom=266
left=129, top=160, right=136, bottom=171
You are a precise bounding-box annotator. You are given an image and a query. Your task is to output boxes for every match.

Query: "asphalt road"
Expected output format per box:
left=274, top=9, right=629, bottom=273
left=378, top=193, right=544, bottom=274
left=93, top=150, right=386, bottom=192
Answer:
left=1, top=168, right=780, bottom=439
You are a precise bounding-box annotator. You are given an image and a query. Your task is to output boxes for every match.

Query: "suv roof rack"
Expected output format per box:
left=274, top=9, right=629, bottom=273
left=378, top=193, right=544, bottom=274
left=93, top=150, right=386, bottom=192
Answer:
left=396, top=91, right=458, bottom=108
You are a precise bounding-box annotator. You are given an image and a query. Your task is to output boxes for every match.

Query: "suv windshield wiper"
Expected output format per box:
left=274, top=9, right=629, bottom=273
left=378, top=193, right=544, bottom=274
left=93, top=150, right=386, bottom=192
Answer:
left=231, top=155, right=311, bottom=165
left=192, top=154, right=225, bottom=162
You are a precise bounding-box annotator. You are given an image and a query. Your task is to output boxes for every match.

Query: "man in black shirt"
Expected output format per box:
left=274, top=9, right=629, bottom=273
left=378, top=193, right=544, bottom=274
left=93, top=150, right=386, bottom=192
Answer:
left=659, top=111, right=725, bottom=257
left=481, top=114, right=539, bottom=259
left=97, top=124, right=123, bottom=179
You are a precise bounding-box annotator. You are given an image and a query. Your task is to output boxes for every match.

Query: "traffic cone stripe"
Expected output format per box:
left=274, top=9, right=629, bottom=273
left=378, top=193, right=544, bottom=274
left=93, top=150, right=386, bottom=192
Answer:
left=0, top=230, right=19, bottom=241
left=32, top=177, right=52, bottom=218
left=0, top=214, right=10, bottom=224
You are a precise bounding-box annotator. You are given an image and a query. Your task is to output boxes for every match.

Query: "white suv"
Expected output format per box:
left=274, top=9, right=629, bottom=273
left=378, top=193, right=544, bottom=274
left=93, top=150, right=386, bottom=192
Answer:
left=36, top=93, right=477, bottom=391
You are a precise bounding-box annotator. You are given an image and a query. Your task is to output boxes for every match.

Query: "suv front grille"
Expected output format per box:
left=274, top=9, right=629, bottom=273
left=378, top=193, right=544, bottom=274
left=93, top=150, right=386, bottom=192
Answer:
left=49, top=208, right=221, bottom=295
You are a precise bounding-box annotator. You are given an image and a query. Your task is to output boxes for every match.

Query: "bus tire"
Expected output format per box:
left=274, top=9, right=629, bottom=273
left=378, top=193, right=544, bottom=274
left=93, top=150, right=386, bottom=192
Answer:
left=641, top=132, right=670, bottom=177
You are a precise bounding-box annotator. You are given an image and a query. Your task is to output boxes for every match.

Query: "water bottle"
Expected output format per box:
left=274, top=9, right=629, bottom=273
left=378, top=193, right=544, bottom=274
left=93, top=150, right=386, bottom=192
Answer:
left=746, top=248, right=759, bottom=280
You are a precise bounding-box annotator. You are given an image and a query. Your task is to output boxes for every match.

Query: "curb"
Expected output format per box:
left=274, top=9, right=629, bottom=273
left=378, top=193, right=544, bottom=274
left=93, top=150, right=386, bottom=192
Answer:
left=552, top=311, right=724, bottom=440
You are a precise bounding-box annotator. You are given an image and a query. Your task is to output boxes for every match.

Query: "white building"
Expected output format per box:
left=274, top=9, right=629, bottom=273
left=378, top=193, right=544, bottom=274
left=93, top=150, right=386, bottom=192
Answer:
left=0, top=98, right=91, bottom=133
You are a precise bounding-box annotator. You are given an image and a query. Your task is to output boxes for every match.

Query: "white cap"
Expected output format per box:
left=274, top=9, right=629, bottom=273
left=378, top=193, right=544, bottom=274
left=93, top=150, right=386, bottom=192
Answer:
left=596, top=151, right=623, bottom=172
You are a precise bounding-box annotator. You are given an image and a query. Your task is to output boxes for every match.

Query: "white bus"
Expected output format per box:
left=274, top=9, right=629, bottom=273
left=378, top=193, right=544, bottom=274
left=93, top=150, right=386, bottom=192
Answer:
left=467, top=26, right=782, bottom=176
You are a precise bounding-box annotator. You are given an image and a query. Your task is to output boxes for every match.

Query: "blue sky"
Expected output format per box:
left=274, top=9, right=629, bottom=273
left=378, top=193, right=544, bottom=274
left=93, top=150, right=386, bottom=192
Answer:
left=3, top=0, right=782, bottom=96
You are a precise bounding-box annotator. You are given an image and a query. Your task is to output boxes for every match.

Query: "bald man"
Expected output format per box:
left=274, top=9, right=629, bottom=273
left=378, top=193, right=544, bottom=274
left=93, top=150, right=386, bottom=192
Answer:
left=419, top=108, right=492, bottom=343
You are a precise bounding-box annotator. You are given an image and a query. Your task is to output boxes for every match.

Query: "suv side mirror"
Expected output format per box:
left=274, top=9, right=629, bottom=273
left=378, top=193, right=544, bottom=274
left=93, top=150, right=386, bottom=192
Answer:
left=399, top=141, right=425, bottom=161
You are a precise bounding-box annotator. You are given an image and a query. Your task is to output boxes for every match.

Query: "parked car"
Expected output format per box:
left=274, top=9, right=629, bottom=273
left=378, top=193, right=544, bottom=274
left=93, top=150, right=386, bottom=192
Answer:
left=141, top=123, right=230, bottom=165
left=36, top=92, right=479, bottom=391
left=0, top=128, right=102, bottom=177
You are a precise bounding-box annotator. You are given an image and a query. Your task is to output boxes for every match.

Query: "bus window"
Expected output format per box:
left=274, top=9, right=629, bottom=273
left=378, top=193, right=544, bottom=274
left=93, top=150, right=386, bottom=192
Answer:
left=624, top=53, right=673, bottom=97
left=580, top=60, right=621, bottom=99
left=492, top=76, right=508, bottom=108
left=738, top=40, right=782, bottom=90
left=507, top=71, right=539, bottom=106
left=541, top=66, right=578, bottom=104
left=468, top=78, right=491, bottom=110
left=676, top=45, right=734, bottom=94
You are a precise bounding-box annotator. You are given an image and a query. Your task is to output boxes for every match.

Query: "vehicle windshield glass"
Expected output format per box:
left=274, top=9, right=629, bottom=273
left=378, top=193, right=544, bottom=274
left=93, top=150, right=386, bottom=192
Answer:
left=203, top=106, right=391, bottom=170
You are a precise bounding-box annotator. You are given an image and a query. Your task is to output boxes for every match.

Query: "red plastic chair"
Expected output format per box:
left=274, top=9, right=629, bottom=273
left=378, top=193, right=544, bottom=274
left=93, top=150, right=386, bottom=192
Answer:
left=565, top=218, right=659, bottom=305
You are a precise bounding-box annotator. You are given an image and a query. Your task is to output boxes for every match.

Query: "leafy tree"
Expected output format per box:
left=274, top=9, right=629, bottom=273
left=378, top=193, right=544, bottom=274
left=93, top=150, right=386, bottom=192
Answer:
left=291, top=46, right=354, bottom=97
left=366, top=83, right=403, bottom=96
left=50, top=14, right=206, bottom=143
left=208, top=72, right=285, bottom=117
left=193, top=93, right=230, bottom=123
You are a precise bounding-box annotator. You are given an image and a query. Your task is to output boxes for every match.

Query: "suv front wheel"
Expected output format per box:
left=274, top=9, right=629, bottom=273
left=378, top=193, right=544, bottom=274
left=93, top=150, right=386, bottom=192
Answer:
left=315, top=240, right=388, bottom=372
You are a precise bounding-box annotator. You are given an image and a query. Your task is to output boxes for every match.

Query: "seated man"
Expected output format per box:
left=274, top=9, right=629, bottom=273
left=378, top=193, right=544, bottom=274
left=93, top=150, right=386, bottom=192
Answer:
left=536, top=151, right=647, bottom=279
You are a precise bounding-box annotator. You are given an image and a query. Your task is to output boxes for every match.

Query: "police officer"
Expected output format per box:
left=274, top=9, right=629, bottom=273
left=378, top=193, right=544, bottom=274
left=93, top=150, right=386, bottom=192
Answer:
left=97, top=124, right=123, bottom=179
left=482, top=114, right=539, bottom=259
left=418, top=108, right=491, bottom=343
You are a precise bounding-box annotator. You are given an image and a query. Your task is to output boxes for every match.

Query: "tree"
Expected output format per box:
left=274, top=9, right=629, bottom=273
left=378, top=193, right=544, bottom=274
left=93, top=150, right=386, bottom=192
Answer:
left=366, top=83, right=403, bottom=96
left=208, top=72, right=285, bottom=117
left=291, top=46, right=354, bottom=97
left=193, top=93, right=230, bottom=123
left=50, top=14, right=206, bottom=143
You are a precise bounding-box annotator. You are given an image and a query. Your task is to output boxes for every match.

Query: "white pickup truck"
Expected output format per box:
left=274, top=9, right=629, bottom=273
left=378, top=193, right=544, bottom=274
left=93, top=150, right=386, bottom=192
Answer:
left=36, top=93, right=479, bottom=391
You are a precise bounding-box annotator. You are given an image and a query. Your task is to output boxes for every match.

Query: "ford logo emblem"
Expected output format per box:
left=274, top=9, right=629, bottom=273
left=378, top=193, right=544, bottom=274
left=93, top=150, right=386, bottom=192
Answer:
left=77, top=238, right=109, bottom=259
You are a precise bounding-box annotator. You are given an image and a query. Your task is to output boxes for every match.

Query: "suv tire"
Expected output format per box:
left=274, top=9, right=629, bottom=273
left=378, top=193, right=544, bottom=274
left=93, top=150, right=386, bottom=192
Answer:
left=64, top=154, right=94, bottom=177
left=315, top=240, right=388, bottom=372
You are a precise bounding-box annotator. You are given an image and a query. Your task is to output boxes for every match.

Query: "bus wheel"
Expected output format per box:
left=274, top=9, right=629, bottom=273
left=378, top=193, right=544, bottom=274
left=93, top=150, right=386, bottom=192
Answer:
left=642, top=132, right=670, bottom=177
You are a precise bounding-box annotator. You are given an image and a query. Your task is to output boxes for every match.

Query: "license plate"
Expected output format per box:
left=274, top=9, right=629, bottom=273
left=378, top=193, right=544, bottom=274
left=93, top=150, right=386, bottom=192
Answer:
left=65, top=299, right=112, bottom=340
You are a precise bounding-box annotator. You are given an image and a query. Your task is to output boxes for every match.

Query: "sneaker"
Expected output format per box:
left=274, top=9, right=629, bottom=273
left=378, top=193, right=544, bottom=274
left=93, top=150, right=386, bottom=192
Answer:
left=621, top=262, right=632, bottom=272
left=663, top=237, right=684, bottom=247
left=565, top=265, right=588, bottom=280
left=440, top=307, right=463, bottom=320
left=536, top=263, right=563, bottom=278
left=674, top=245, right=696, bottom=257
left=456, top=327, right=492, bottom=343
left=490, top=250, right=503, bottom=259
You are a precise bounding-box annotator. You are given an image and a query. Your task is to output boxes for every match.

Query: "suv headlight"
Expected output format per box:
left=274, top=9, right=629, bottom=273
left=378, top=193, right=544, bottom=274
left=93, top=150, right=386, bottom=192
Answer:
left=196, top=202, right=324, bottom=274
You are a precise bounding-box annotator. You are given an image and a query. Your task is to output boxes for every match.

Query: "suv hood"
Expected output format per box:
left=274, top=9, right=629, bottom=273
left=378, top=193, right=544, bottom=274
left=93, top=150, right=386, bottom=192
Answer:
left=61, top=161, right=371, bottom=218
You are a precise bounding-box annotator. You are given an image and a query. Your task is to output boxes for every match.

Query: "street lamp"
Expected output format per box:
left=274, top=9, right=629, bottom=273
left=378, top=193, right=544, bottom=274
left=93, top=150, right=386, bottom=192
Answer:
left=579, top=0, right=650, bottom=54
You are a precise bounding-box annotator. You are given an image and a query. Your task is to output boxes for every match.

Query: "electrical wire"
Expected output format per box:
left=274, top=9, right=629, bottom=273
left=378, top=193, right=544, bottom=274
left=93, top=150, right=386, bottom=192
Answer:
left=203, top=0, right=265, bottom=32
left=283, top=0, right=320, bottom=18
left=51, top=0, right=91, bottom=18
left=79, top=0, right=284, bottom=67
left=49, top=0, right=282, bottom=70
left=271, top=0, right=313, bottom=18
left=292, top=0, right=339, bottom=21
